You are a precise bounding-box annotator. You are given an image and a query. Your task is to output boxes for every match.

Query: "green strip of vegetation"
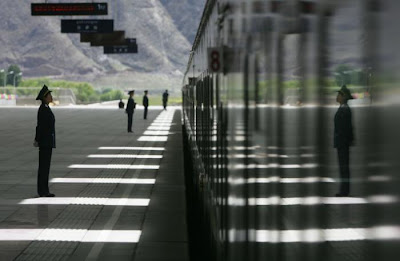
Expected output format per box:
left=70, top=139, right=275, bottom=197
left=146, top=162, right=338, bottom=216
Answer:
left=17, top=78, right=123, bottom=103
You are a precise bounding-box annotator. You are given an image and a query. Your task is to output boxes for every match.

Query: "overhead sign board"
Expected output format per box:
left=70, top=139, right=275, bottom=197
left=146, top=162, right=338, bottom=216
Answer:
left=90, top=32, right=126, bottom=46
left=32, top=3, right=108, bottom=16
left=80, top=31, right=125, bottom=46
left=104, top=39, right=138, bottom=54
left=61, top=20, right=114, bottom=33
left=104, top=44, right=138, bottom=54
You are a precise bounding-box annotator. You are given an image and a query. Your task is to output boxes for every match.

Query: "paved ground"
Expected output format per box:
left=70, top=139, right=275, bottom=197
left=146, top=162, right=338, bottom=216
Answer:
left=0, top=106, right=188, bottom=261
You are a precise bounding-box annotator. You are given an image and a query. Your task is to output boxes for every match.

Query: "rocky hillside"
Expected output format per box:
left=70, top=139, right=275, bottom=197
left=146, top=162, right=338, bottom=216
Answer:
left=0, top=0, right=206, bottom=90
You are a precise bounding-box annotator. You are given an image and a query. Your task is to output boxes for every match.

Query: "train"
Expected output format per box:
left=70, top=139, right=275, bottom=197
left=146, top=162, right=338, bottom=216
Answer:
left=181, top=0, right=400, bottom=261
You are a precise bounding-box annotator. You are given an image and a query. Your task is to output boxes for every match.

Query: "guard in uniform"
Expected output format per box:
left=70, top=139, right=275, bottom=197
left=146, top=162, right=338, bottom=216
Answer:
left=118, top=99, right=125, bottom=109
left=125, top=90, right=135, bottom=132
left=34, top=85, right=56, bottom=197
left=143, top=90, right=149, bottom=119
left=334, top=85, right=354, bottom=197
left=162, top=90, right=169, bottom=110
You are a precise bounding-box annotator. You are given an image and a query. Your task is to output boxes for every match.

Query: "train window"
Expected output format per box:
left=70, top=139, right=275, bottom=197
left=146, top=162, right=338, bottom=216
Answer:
left=280, top=34, right=302, bottom=106
left=301, top=16, right=318, bottom=105
left=327, top=1, right=366, bottom=104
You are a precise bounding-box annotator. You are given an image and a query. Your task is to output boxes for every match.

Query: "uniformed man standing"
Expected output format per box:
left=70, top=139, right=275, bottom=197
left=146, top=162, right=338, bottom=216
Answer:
left=162, top=90, right=169, bottom=110
left=126, top=90, right=136, bottom=132
left=118, top=99, right=124, bottom=109
left=143, top=90, right=149, bottom=119
left=334, top=85, right=354, bottom=197
left=33, top=85, right=56, bottom=197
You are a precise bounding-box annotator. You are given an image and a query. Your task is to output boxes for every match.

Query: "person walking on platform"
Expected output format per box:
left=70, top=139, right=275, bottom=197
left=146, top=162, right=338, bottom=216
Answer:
left=143, top=90, right=149, bottom=119
left=33, top=85, right=56, bottom=197
left=126, top=90, right=136, bottom=133
left=162, top=90, right=169, bottom=110
left=118, top=99, right=125, bottom=109
left=334, top=85, right=354, bottom=197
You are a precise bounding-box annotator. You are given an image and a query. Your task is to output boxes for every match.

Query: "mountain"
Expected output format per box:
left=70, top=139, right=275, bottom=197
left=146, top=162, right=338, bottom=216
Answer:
left=0, top=0, right=372, bottom=93
left=159, top=0, right=205, bottom=45
left=0, top=0, right=206, bottom=91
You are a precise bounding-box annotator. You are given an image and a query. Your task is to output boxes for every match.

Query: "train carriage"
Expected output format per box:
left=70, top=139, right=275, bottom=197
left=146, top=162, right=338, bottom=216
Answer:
left=182, top=1, right=400, bottom=261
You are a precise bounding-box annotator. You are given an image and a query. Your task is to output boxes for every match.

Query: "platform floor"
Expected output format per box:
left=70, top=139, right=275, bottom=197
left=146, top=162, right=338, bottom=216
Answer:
left=0, top=107, right=188, bottom=261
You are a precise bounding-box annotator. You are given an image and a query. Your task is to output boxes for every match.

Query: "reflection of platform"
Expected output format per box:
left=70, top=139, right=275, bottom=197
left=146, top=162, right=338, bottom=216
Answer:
left=0, top=107, right=188, bottom=260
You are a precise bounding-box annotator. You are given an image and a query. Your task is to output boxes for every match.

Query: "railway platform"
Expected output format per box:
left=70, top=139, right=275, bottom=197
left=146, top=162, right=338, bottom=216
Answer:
left=0, top=106, right=188, bottom=261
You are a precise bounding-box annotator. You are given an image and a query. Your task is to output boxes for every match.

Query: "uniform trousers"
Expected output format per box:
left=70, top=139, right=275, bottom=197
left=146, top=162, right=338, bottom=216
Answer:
left=337, top=146, right=350, bottom=195
left=127, top=112, right=133, bottom=132
left=144, top=107, right=148, bottom=119
left=38, top=147, right=52, bottom=196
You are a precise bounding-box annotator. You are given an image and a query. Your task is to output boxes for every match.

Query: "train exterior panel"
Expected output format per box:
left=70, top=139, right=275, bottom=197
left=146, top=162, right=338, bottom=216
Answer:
left=182, top=1, right=400, bottom=260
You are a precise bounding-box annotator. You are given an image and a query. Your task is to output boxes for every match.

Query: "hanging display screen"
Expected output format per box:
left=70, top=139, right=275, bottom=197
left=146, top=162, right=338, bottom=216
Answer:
left=32, top=3, right=108, bottom=16
left=61, top=20, right=114, bottom=33
left=104, top=44, right=138, bottom=54
left=81, top=31, right=126, bottom=46
left=104, top=39, right=138, bottom=54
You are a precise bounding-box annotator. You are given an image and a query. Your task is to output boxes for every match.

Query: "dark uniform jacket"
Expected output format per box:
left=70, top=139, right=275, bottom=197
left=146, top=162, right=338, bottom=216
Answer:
left=334, top=104, right=353, bottom=148
left=143, top=96, right=149, bottom=107
left=126, top=97, right=135, bottom=114
left=35, top=104, right=56, bottom=148
left=162, top=92, right=169, bottom=102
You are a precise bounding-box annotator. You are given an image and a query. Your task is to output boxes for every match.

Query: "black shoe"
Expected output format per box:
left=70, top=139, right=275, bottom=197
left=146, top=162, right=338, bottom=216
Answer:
left=40, top=193, right=55, bottom=197
left=335, top=193, right=349, bottom=197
